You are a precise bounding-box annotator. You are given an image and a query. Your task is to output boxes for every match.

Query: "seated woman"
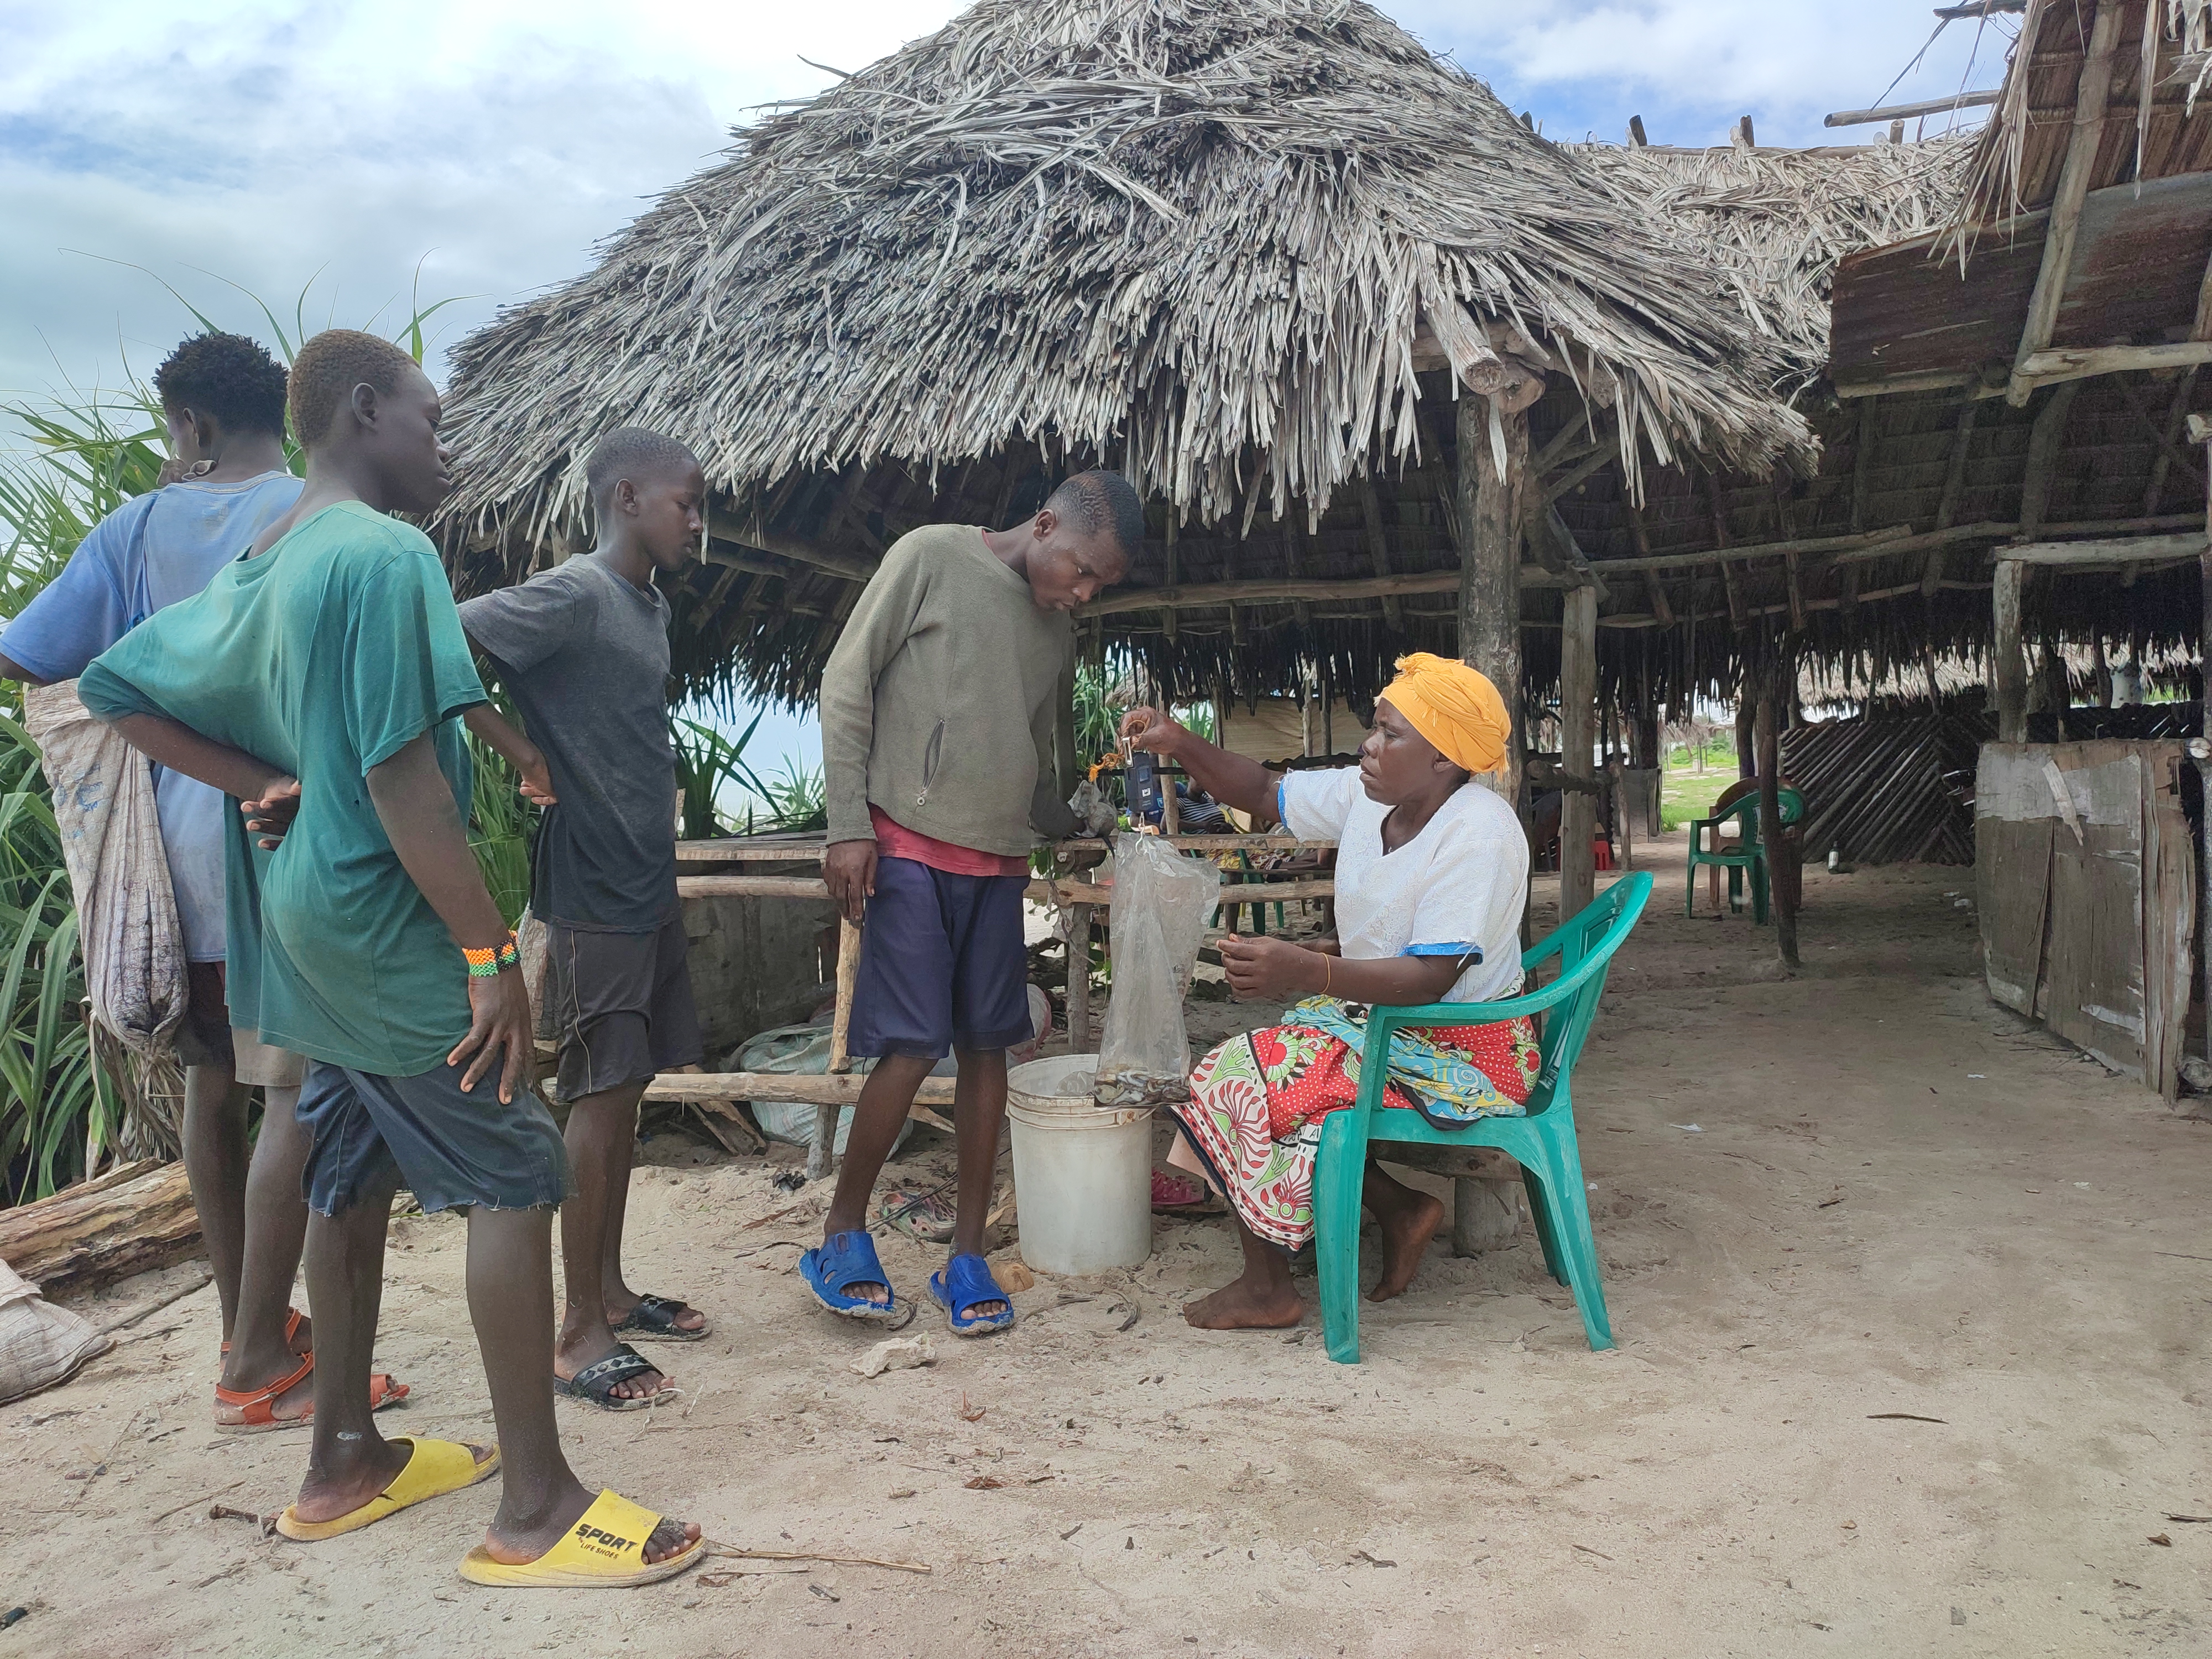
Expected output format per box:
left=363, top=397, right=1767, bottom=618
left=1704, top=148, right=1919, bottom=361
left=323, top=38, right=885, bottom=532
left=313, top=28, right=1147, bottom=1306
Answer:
left=1118, top=654, right=1533, bottom=1332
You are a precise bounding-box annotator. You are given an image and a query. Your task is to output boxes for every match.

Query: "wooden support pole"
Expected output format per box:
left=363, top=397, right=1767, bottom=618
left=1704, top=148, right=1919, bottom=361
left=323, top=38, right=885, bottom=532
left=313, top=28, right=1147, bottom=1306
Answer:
left=1066, top=904, right=1094, bottom=1053
left=1992, top=558, right=2031, bottom=743
left=1620, top=493, right=1672, bottom=625
left=1357, top=474, right=1405, bottom=630
left=1559, top=584, right=1599, bottom=921
left=814, top=916, right=862, bottom=1180
left=2007, top=0, right=2122, bottom=406
left=2200, top=414, right=2212, bottom=1070
left=1460, top=393, right=1530, bottom=824
left=1734, top=693, right=1756, bottom=779
left=1755, top=665, right=1799, bottom=971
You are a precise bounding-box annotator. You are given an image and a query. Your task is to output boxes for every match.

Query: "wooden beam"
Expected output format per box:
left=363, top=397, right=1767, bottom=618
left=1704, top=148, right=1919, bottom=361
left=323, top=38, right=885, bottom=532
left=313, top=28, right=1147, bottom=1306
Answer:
left=1537, top=440, right=1619, bottom=509
left=1356, top=475, right=1405, bottom=630
left=1559, top=585, right=1598, bottom=921
left=2015, top=340, right=2212, bottom=391
left=1461, top=394, right=1530, bottom=823
left=706, top=527, right=877, bottom=582
left=2112, top=373, right=2212, bottom=494
left=1926, top=400, right=1979, bottom=593
left=1079, top=567, right=1542, bottom=618
left=1627, top=114, right=1648, bottom=147
left=1705, top=473, right=1745, bottom=625
left=1162, top=516, right=1180, bottom=643
left=1619, top=493, right=1672, bottom=625
left=1282, top=514, right=1315, bottom=631
left=2143, top=367, right=2201, bottom=514
left=2017, top=382, right=2082, bottom=538
left=644, top=1071, right=958, bottom=1108
left=1991, top=559, right=2030, bottom=742
left=1823, top=88, right=2000, bottom=127
left=2007, top=0, right=2125, bottom=406
left=1994, top=531, right=2206, bottom=564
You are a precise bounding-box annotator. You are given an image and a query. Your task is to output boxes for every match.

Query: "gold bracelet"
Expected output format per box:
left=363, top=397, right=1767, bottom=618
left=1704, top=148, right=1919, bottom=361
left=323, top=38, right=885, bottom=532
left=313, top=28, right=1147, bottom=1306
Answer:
left=1322, top=956, right=1332, bottom=997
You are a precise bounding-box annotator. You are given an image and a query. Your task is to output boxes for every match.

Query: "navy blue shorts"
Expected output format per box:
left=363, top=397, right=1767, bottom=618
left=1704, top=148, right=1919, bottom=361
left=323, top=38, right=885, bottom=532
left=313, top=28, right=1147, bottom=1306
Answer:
left=848, top=857, right=1031, bottom=1060
left=296, top=1057, right=570, bottom=1217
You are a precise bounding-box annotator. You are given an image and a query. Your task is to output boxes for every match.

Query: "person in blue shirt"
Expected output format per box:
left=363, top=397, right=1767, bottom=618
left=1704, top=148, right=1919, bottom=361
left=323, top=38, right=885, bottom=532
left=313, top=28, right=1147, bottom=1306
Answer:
left=0, top=332, right=403, bottom=1430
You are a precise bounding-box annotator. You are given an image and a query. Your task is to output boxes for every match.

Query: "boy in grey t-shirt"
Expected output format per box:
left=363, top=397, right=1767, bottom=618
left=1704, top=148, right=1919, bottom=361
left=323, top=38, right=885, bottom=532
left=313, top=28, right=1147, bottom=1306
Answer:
left=458, top=427, right=707, bottom=1410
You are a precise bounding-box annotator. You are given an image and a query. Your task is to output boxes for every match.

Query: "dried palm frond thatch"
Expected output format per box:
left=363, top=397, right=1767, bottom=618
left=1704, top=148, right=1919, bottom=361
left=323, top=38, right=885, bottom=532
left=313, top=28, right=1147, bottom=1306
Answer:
left=1575, top=138, right=1974, bottom=387
left=438, top=0, right=1808, bottom=565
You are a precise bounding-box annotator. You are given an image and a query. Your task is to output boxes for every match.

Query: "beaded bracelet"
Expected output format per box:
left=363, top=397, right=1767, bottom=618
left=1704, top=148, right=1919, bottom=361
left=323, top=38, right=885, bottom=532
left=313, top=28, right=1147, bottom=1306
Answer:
left=463, top=931, right=521, bottom=979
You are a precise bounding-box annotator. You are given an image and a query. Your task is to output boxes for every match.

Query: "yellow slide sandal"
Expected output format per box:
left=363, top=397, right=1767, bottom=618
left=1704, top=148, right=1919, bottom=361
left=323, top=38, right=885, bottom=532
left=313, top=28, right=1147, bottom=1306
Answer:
left=457, top=1490, right=704, bottom=1588
left=275, top=1438, right=500, bottom=1541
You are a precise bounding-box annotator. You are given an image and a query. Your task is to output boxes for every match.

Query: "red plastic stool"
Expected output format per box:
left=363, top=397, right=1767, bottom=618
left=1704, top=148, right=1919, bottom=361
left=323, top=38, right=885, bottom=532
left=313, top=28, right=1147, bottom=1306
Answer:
left=1592, top=837, right=1613, bottom=872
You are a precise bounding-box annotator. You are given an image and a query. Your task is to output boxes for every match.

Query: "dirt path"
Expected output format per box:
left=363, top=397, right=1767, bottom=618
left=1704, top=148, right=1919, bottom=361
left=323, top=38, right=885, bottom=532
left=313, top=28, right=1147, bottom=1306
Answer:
left=5, top=846, right=2207, bottom=1657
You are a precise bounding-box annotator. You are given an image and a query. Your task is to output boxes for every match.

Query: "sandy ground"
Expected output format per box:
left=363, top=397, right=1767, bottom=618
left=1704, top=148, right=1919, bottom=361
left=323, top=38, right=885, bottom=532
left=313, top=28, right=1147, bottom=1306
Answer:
left=6, top=836, right=2209, bottom=1658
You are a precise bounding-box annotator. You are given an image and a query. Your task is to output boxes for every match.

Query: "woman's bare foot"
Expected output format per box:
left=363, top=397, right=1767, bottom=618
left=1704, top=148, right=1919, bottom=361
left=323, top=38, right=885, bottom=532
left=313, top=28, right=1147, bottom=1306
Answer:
left=1366, top=1190, right=1444, bottom=1302
left=479, top=1485, right=701, bottom=1567
left=1184, top=1275, right=1305, bottom=1330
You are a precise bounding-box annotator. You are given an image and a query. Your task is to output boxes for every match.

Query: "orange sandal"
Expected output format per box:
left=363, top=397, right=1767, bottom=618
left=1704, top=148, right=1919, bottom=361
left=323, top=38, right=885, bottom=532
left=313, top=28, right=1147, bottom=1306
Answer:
left=220, top=1305, right=309, bottom=1358
left=215, top=1351, right=410, bottom=1432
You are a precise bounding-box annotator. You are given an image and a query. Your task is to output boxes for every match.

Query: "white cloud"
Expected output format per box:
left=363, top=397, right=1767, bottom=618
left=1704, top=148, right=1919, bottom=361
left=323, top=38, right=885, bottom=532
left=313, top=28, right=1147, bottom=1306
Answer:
left=3, top=0, right=2006, bottom=412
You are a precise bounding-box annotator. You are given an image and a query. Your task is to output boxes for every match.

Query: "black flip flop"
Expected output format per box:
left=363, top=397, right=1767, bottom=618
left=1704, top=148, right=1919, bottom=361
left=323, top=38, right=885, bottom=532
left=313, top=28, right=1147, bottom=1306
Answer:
left=609, top=1293, right=710, bottom=1343
left=553, top=1344, right=666, bottom=1411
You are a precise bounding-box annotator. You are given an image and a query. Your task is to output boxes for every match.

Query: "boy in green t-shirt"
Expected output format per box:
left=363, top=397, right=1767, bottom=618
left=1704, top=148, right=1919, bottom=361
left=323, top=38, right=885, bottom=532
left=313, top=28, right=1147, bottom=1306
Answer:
left=80, top=330, right=700, bottom=1588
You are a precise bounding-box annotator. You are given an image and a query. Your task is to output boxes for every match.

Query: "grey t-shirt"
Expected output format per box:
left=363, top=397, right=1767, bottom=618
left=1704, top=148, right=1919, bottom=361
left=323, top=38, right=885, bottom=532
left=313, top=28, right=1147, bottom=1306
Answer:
left=458, top=555, right=679, bottom=933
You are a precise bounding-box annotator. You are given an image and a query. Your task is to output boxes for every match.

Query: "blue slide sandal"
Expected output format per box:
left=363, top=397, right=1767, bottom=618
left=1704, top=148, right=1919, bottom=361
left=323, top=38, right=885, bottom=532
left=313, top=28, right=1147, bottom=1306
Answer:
left=930, top=1252, right=1016, bottom=1337
left=801, top=1230, right=902, bottom=1322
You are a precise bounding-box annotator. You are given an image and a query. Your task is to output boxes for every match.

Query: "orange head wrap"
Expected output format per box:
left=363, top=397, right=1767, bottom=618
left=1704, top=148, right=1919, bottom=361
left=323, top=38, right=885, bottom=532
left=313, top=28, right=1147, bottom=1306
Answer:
left=1378, top=653, right=1509, bottom=776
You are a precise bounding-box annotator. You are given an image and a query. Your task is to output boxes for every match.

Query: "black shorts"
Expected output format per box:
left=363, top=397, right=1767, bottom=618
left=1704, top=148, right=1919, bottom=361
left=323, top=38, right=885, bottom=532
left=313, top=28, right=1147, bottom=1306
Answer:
left=544, top=916, right=704, bottom=1102
left=296, top=1057, right=569, bottom=1217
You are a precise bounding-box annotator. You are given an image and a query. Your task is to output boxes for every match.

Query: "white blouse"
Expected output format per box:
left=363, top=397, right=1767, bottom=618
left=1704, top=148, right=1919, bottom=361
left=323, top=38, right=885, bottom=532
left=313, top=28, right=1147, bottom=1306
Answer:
left=1278, top=768, right=1529, bottom=1004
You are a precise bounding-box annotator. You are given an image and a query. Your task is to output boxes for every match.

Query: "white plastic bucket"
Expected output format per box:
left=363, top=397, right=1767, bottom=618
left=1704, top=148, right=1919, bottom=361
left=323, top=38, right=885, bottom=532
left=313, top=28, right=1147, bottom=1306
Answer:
left=1005, top=1054, right=1153, bottom=1275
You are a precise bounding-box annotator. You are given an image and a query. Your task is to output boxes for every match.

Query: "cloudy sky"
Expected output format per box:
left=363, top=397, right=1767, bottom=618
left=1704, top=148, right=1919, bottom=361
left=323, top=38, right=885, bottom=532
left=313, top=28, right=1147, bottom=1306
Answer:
left=2, top=0, right=2006, bottom=755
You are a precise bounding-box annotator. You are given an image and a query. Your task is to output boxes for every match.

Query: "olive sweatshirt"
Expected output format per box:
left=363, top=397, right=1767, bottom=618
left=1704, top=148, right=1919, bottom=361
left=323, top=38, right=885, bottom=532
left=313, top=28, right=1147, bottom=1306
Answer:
left=821, top=524, right=1079, bottom=857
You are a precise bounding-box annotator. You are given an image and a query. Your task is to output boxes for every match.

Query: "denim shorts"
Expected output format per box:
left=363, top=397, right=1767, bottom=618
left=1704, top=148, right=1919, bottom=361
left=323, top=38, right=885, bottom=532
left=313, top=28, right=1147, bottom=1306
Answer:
left=847, top=856, right=1032, bottom=1060
left=296, top=1056, right=570, bottom=1217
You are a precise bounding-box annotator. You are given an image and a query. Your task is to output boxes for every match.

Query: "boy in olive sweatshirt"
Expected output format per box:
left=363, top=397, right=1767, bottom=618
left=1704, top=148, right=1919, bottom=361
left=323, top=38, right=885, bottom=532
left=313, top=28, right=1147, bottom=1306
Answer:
left=806, top=470, right=1141, bottom=1335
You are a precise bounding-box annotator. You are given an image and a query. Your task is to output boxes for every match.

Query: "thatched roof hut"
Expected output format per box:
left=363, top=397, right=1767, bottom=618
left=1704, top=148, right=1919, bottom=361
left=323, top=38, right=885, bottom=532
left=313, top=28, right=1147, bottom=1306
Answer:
left=437, top=0, right=1808, bottom=709
left=1575, top=137, right=1974, bottom=390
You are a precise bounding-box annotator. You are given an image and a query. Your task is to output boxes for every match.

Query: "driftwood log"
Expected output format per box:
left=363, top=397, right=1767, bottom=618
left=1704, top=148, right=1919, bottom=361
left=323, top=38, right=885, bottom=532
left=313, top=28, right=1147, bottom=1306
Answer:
left=0, top=1159, right=198, bottom=1298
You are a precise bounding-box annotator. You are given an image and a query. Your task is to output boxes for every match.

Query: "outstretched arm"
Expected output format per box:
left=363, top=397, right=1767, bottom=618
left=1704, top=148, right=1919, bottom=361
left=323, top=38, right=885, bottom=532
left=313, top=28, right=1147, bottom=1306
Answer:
left=1117, top=707, right=1282, bottom=825
left=365, top=731, right=533, bottom=1102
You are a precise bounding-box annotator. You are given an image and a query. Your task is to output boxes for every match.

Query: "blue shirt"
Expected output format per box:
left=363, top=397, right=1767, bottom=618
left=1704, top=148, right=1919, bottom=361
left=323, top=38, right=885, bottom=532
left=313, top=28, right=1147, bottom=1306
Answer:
left=2, top=472, right=302, bottom=962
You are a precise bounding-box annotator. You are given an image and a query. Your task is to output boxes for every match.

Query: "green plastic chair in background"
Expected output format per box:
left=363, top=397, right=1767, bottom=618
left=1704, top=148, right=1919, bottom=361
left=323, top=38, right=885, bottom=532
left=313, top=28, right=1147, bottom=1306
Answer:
left=1312, top=870, right=1653, bottom=1364
left=1684, top=785, right=1804, bottom=924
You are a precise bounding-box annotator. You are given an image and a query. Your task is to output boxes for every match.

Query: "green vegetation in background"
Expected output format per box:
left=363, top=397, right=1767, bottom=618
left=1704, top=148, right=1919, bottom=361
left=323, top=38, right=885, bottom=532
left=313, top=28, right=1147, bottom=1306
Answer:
left=1660, top=737, right=1746, bottom=832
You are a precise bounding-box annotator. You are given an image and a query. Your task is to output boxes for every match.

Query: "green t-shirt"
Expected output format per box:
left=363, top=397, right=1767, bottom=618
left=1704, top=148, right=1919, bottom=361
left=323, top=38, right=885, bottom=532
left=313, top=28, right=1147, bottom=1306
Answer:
left=80, top=500, right=488, bottom=1076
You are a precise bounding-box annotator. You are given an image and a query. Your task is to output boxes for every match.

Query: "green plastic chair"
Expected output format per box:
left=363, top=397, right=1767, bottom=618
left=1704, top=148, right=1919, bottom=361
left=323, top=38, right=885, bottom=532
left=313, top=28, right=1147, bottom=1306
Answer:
left=1313, top=871, right=1652, bottom=1364
left=1684, top=785, right=1804, bottom=924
